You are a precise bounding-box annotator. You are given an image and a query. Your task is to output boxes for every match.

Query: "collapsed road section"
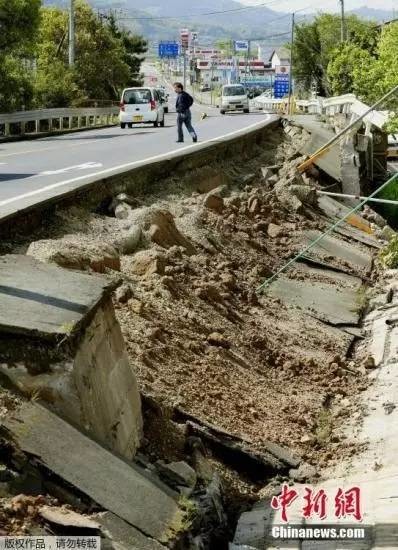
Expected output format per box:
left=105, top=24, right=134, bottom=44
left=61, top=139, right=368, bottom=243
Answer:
left=0, top=118, right=397, bottom=548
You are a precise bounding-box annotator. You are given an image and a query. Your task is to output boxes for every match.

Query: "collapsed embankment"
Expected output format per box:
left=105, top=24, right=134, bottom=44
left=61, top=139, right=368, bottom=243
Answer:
left=0, top=120, right=391, bottom=547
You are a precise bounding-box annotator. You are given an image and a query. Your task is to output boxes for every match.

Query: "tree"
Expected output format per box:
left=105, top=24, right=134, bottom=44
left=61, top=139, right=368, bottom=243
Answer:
left=327, top=43, right=373, bottom=96
left=0, top=0, right=41, bottom=53
left=352, top=22, right=398, bottom=103
left=0, top=0, right=41, bottom=111
left=292, top=13, right=378, bottom=96
left=0, top=56, right=34, bottom=112
left=33, top=6, right=82, bottom=107
left=106, top=11, right=147, bottom=86
left=33, top=0, right=147, bottom=107
left=352, top=22, right=398, bottom=132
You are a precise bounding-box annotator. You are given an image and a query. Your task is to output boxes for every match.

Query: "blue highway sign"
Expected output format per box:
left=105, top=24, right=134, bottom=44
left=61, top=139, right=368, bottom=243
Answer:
left=158, top=42, right=179, bottom=58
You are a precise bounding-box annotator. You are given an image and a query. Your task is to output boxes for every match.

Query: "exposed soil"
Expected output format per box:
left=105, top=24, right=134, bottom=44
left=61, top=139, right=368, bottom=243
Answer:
left=0, top=125, right=375, bottom=532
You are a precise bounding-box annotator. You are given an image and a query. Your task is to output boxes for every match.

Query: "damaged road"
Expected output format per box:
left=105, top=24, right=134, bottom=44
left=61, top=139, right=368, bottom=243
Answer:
left=0, top=120, right=392, bottom=548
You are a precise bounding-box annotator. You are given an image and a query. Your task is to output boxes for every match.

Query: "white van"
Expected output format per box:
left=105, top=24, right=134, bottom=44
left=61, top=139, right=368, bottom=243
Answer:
left=220, top=84, right=249, bottom=114
left=119, top=87, right=165, bottom=128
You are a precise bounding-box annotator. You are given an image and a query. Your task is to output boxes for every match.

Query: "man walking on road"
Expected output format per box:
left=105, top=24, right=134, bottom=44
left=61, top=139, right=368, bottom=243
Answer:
left=173, top=82, right=197, bottom=143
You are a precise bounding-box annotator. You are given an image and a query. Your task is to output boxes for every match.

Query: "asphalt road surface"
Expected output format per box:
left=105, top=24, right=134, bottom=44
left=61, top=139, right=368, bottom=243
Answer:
left=0, top=91, right=277, bottom=220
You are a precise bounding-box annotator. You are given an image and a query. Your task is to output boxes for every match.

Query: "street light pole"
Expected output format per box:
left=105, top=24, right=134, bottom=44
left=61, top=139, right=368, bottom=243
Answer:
left=183, top=47, right=187, bottom=89
left=69, top=0, right=75, bottom=67
left=339, top=0, right=346, bottom=42
left=288, top=12, right=295, bottom=115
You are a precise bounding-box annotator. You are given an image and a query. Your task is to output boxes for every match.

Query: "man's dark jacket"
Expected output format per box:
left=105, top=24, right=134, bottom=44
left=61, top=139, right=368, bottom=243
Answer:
left=176, top=91, right=194, bottom=113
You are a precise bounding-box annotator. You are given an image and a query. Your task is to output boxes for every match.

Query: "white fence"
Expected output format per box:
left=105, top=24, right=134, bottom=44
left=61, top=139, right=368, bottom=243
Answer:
left=254, top=93, right=389, bottom=129
left=0, top=106, right=119, bottom=137
left=253, top=96, right=321, bottom=114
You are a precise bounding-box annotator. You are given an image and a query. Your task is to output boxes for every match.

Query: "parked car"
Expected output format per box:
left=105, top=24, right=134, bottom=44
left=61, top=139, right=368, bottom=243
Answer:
left=220, top=84, right=249, bottom=114
left=200, top=84, right=211, bottom=92
left=156, top=87, right=169, bottom=113
left=119, top=87, right=165, bottom=128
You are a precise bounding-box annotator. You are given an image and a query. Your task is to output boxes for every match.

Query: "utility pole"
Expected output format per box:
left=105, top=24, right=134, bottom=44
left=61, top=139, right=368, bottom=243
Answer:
left=287, top=12, right=295, bottom=116
left=183, top=48, right=187, bottom=90
left=339, top=0, right=346, bottom=42
left=243, top=39, right=251, bottom=87
left=69, top=0, right=75, bottom=67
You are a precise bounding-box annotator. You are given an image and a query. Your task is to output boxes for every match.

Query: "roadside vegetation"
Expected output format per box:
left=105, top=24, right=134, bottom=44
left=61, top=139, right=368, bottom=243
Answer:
left=380, top=235, right=398, bottom=269
left=0, top=0, right=147, bottom=112
left=292, top=15, right=398, bottom=131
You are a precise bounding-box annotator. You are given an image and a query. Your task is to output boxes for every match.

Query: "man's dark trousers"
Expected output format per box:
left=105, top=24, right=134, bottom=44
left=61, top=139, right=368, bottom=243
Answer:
left=177, top=109, right=197, bottom=142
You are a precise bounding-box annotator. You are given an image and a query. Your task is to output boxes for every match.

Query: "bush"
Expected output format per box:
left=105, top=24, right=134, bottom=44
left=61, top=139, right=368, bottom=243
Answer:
left=379, top=235, right=398, bottom=268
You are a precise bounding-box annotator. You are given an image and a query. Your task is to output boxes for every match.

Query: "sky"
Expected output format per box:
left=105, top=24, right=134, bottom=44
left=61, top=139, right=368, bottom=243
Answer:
left=241, top=0, right=397, bottom=13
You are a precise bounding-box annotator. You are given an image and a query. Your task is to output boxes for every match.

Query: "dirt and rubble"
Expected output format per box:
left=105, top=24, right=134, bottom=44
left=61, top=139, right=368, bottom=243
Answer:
left=0, top=122, right=389, bottom=543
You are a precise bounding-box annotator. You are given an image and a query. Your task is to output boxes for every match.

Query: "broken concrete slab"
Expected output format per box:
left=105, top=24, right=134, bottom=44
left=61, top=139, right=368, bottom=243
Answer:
left=94, top=512, right=167, bottom=550
left=0, top=254, right=116, bottom=339
left=317, top=195, right=381, bottom=250
left=173, top=410, right=300, bottom=478
left=156, top=461, right=197, bottom=489
left=268, top=275, right=361, bottom=326
left=302, top=230, right=372, bottom=273
left=289, top=118, right=340, bottom=181
left=0, top=254, right=142, bottom=459
left=39, top=506, right=100, bottom=530
left=232, top=491, right=305, bottom=549
left=2, top=402, right=182, bottom=544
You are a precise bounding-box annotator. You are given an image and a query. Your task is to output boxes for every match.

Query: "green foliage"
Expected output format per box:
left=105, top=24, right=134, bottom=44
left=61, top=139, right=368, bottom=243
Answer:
left=0, top=0, right=41, bottom=53
left=292, top=13, right=379, bottom=96
left=376, top=178, right=398, bottom=229
left=0, top=0, right=147, bottom=112
left=0, top=55, right=34, bottom=112
left=327, top=43, right=373, bottom=96
left=0, top=0, right=41, bottom=111
left=352, top=22, right=398, bottom=107
left=33, top=6, right=82, bottom=107
left=106, top=11, right=147, bottom=86
left=33, top=1, right=138, bottom=105
left=379, top=235, right=398, bottom=268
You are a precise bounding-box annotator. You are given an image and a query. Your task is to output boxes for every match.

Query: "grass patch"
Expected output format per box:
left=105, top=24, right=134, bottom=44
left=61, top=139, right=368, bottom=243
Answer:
left=350, top=285, right=369, bottom=313
left=165, top=496, right=198, bottom=541
left=380, top=235, right=398, bottom=268
left=374, top=179, right=398, bottom=229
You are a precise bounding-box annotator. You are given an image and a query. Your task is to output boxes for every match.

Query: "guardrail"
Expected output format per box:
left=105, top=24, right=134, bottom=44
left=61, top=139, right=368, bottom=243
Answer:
left=253, top=96, right=321, bottom=114
left=0, top=106, right=119, bottom=137
left=254, top=93, right=389, bottom=129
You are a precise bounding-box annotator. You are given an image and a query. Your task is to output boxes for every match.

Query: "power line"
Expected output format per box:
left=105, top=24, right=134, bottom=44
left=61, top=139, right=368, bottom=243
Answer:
left=116, top=0, right=281, bottom=21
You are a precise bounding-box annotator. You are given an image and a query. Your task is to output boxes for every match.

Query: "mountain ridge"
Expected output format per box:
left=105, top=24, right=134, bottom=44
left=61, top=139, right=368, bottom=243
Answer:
left=43, top=1, right=394, bottom=45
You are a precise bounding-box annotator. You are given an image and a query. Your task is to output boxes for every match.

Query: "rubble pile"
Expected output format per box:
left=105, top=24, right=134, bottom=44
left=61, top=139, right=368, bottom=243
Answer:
left=1, top=124, right=387, bottom=544
left=21, top=132, right=369, bottom=473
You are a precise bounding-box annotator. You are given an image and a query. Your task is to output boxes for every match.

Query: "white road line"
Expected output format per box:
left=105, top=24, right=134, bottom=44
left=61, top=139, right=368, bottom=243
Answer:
left=41, top=162, right=103, bottom=176
left=0, top=117, right=273, bottom=208
left=0, top=139, right=103, bottom=159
